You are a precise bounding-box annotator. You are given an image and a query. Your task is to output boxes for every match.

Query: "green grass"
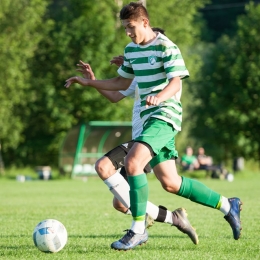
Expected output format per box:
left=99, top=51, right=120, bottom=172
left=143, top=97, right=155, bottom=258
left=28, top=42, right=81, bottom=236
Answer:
left=0, top=172, right=259, bottom=260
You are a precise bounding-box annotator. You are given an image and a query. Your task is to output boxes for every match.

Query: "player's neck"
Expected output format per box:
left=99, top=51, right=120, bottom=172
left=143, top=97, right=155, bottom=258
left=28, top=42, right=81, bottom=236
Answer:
left=140, top=30, right=157, bottom=45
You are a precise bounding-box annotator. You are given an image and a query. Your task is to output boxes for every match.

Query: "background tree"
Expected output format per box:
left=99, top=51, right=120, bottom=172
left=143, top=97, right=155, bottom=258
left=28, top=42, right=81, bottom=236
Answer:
left=3, top=0, right=258, bottom=168
left=0, top=0, right=50, bottom=149
left=200, top=0, right=251, bottom=42
left=7, top=0, right=133, bottom=166
left=191, top=2, right=260, bottom=163
left=2, top=0, right=210, bottom=167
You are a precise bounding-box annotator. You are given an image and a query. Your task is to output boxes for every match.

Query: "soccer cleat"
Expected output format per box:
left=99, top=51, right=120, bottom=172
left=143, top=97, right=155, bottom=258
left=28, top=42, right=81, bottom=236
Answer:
left=172, top=208, right=199, bottom=245
left=111, top=229, right=148, bottom=251
left=224, top=197, right=242, bottom=240
left=145, top=213, right=154, bottom=229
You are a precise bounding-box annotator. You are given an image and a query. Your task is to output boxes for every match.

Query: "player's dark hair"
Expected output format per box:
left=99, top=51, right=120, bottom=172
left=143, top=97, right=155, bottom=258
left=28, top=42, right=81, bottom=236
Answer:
left=120, top=2, right=149, bottom=21
left=152, top=27, right=166, bottom=36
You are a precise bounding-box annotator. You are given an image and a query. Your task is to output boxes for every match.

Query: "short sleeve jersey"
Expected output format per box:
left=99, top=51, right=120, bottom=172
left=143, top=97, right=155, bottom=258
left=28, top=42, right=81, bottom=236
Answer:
left=117, top=32, right=189, bottom=131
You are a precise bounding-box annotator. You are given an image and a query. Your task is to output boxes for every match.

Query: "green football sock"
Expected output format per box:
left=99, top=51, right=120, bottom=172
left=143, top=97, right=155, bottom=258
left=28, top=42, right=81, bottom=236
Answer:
left=177, top=176, right=221, bottom=208
left=128, top=174, right=148, bottom=220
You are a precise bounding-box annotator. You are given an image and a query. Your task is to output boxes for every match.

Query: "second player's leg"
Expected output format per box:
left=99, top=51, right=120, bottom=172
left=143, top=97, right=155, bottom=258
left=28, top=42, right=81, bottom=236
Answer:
left=95, top=156, right=116, bottom=180
left=95, top=142, right=134, bottom=180
left=113, top=196, right=129, bottom=214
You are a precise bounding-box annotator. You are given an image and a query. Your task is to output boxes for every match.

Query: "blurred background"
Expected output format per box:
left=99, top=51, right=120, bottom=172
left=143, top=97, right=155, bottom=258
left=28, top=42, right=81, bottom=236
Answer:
left=0, top=0, right=259, bottom=178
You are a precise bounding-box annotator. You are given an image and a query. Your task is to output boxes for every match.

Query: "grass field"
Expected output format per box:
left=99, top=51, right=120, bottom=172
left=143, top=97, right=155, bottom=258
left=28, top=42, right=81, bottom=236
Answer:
left=0, top=171, right=259, bottom=260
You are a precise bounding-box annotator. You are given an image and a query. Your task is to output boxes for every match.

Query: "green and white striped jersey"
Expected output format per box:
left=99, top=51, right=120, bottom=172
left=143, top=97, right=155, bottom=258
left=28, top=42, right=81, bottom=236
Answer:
left=117, top=32, right=189, bottom=131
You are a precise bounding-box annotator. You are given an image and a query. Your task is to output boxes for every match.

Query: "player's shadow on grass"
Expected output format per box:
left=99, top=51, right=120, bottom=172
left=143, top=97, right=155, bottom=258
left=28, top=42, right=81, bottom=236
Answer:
left=69, top=233, right=239, bottom=241
left=69, top=233, right=197, bottom=240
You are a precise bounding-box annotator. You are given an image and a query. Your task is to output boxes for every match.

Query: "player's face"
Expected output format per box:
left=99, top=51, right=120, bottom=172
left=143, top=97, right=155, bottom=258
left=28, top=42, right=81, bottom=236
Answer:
left=121, top=18, right=148, bottom=45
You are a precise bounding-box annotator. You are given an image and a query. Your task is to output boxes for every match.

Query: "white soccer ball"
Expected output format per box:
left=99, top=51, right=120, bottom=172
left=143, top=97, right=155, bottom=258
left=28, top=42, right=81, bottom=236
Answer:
left=33, top=219, right=68, bottom=253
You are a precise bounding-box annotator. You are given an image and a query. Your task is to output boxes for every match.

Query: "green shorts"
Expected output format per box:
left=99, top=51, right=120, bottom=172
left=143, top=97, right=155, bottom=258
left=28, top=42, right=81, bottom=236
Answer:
left=135, top=117, right=179, bottom=168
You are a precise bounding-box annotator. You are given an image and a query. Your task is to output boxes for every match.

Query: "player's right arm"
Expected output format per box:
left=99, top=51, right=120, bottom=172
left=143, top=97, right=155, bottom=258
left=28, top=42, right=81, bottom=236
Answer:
left=64, top=75, right=132, bottom=91
left=65, top=58, right=133, bottom=91
left=75, top=60, right=127, bottom=103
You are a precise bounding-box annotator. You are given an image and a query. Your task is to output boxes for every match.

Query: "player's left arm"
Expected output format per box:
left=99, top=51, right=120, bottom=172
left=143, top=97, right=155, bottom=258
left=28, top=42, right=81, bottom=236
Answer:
left=146, top=77, right=181, bottom=107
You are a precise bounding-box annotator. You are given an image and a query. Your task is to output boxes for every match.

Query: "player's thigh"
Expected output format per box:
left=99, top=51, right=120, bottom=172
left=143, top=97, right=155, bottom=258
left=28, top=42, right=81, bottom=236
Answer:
left=125, top=142, right=153, bottom=174
left=103, top=140, right=134, bottom=169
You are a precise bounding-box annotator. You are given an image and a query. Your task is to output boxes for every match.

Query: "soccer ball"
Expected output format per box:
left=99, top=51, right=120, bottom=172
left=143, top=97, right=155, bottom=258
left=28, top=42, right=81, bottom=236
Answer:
left=33, top=219, right=68, bottom=253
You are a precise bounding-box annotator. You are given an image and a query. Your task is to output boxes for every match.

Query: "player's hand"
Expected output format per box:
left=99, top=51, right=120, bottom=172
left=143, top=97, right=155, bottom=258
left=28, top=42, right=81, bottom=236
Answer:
left=110, top=55, right=124, bottom=67
left=64, top=76, right=89, bottom=88
left=146, top=95, right=161, bottom=108
left=76, top=60, right=96, bottom=80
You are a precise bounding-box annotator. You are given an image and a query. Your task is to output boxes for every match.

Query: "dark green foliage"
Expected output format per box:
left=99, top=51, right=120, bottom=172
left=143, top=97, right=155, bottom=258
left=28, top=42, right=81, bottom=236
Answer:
left=2, top=0, right=132, bottom=166
left=1, top=0, right=259, bottom=167
left=1, top=0, right=208, bottom=166
left=200, top=0, right=251, bottom=42
left=0, top=0, right=50, bottom=149
left=191, top=2, right=260, bottom=162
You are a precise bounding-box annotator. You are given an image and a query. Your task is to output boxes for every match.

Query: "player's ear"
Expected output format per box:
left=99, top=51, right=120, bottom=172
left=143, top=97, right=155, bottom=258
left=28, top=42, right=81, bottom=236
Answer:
left=142, top=17, right=149, bottom=27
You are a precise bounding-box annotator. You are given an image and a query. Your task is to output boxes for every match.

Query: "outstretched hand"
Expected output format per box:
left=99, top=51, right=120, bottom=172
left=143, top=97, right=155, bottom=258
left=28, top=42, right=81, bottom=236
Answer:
left=64, top=60, right=95, bottom=88
left=64, top=76, right=89, bottom=88
left=76, top=60, right=96, bottom=80
left=110, top=55, right=124, bottom=67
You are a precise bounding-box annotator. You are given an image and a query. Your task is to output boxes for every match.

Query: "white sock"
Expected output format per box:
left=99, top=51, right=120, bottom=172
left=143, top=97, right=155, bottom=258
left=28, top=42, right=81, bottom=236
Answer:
left=146, top=202, right=173, bottom=224
left=146, top=201, right=159, bottom=220
left=165, top=210, right=173, bottom=224
left=131, top=220, right=145, bottom=234
left=219, top=196, right=231, bottom=215
left=104, top=171, right=130, bottom=209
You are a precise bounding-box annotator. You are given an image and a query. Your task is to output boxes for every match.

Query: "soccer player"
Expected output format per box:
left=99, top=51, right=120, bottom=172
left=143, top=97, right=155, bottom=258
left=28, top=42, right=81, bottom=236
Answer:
left=65, top=2, right=242, bottom=251
left=77, top=51, right=199, bottom=245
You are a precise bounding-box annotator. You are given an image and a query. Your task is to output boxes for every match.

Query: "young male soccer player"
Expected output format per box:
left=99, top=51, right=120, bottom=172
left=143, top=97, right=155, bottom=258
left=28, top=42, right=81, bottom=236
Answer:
left=77, top=53, right=198, bottom=245
left=65, top=2, right=242, bottom=251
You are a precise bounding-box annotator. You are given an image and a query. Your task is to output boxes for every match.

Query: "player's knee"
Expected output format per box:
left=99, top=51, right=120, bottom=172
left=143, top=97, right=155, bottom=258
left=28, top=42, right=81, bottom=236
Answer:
left=95, top=158, right=104, bottom=174
left=160, top=182, right=179, bottom=194
left=124, top=156, right=139, bottom=174
left=95, top=157, right=114, bottom=180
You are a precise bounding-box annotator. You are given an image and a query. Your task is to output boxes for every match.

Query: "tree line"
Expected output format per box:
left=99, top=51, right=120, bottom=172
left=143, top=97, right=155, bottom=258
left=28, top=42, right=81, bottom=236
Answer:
left=0, top=0, right=259, bottom=168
